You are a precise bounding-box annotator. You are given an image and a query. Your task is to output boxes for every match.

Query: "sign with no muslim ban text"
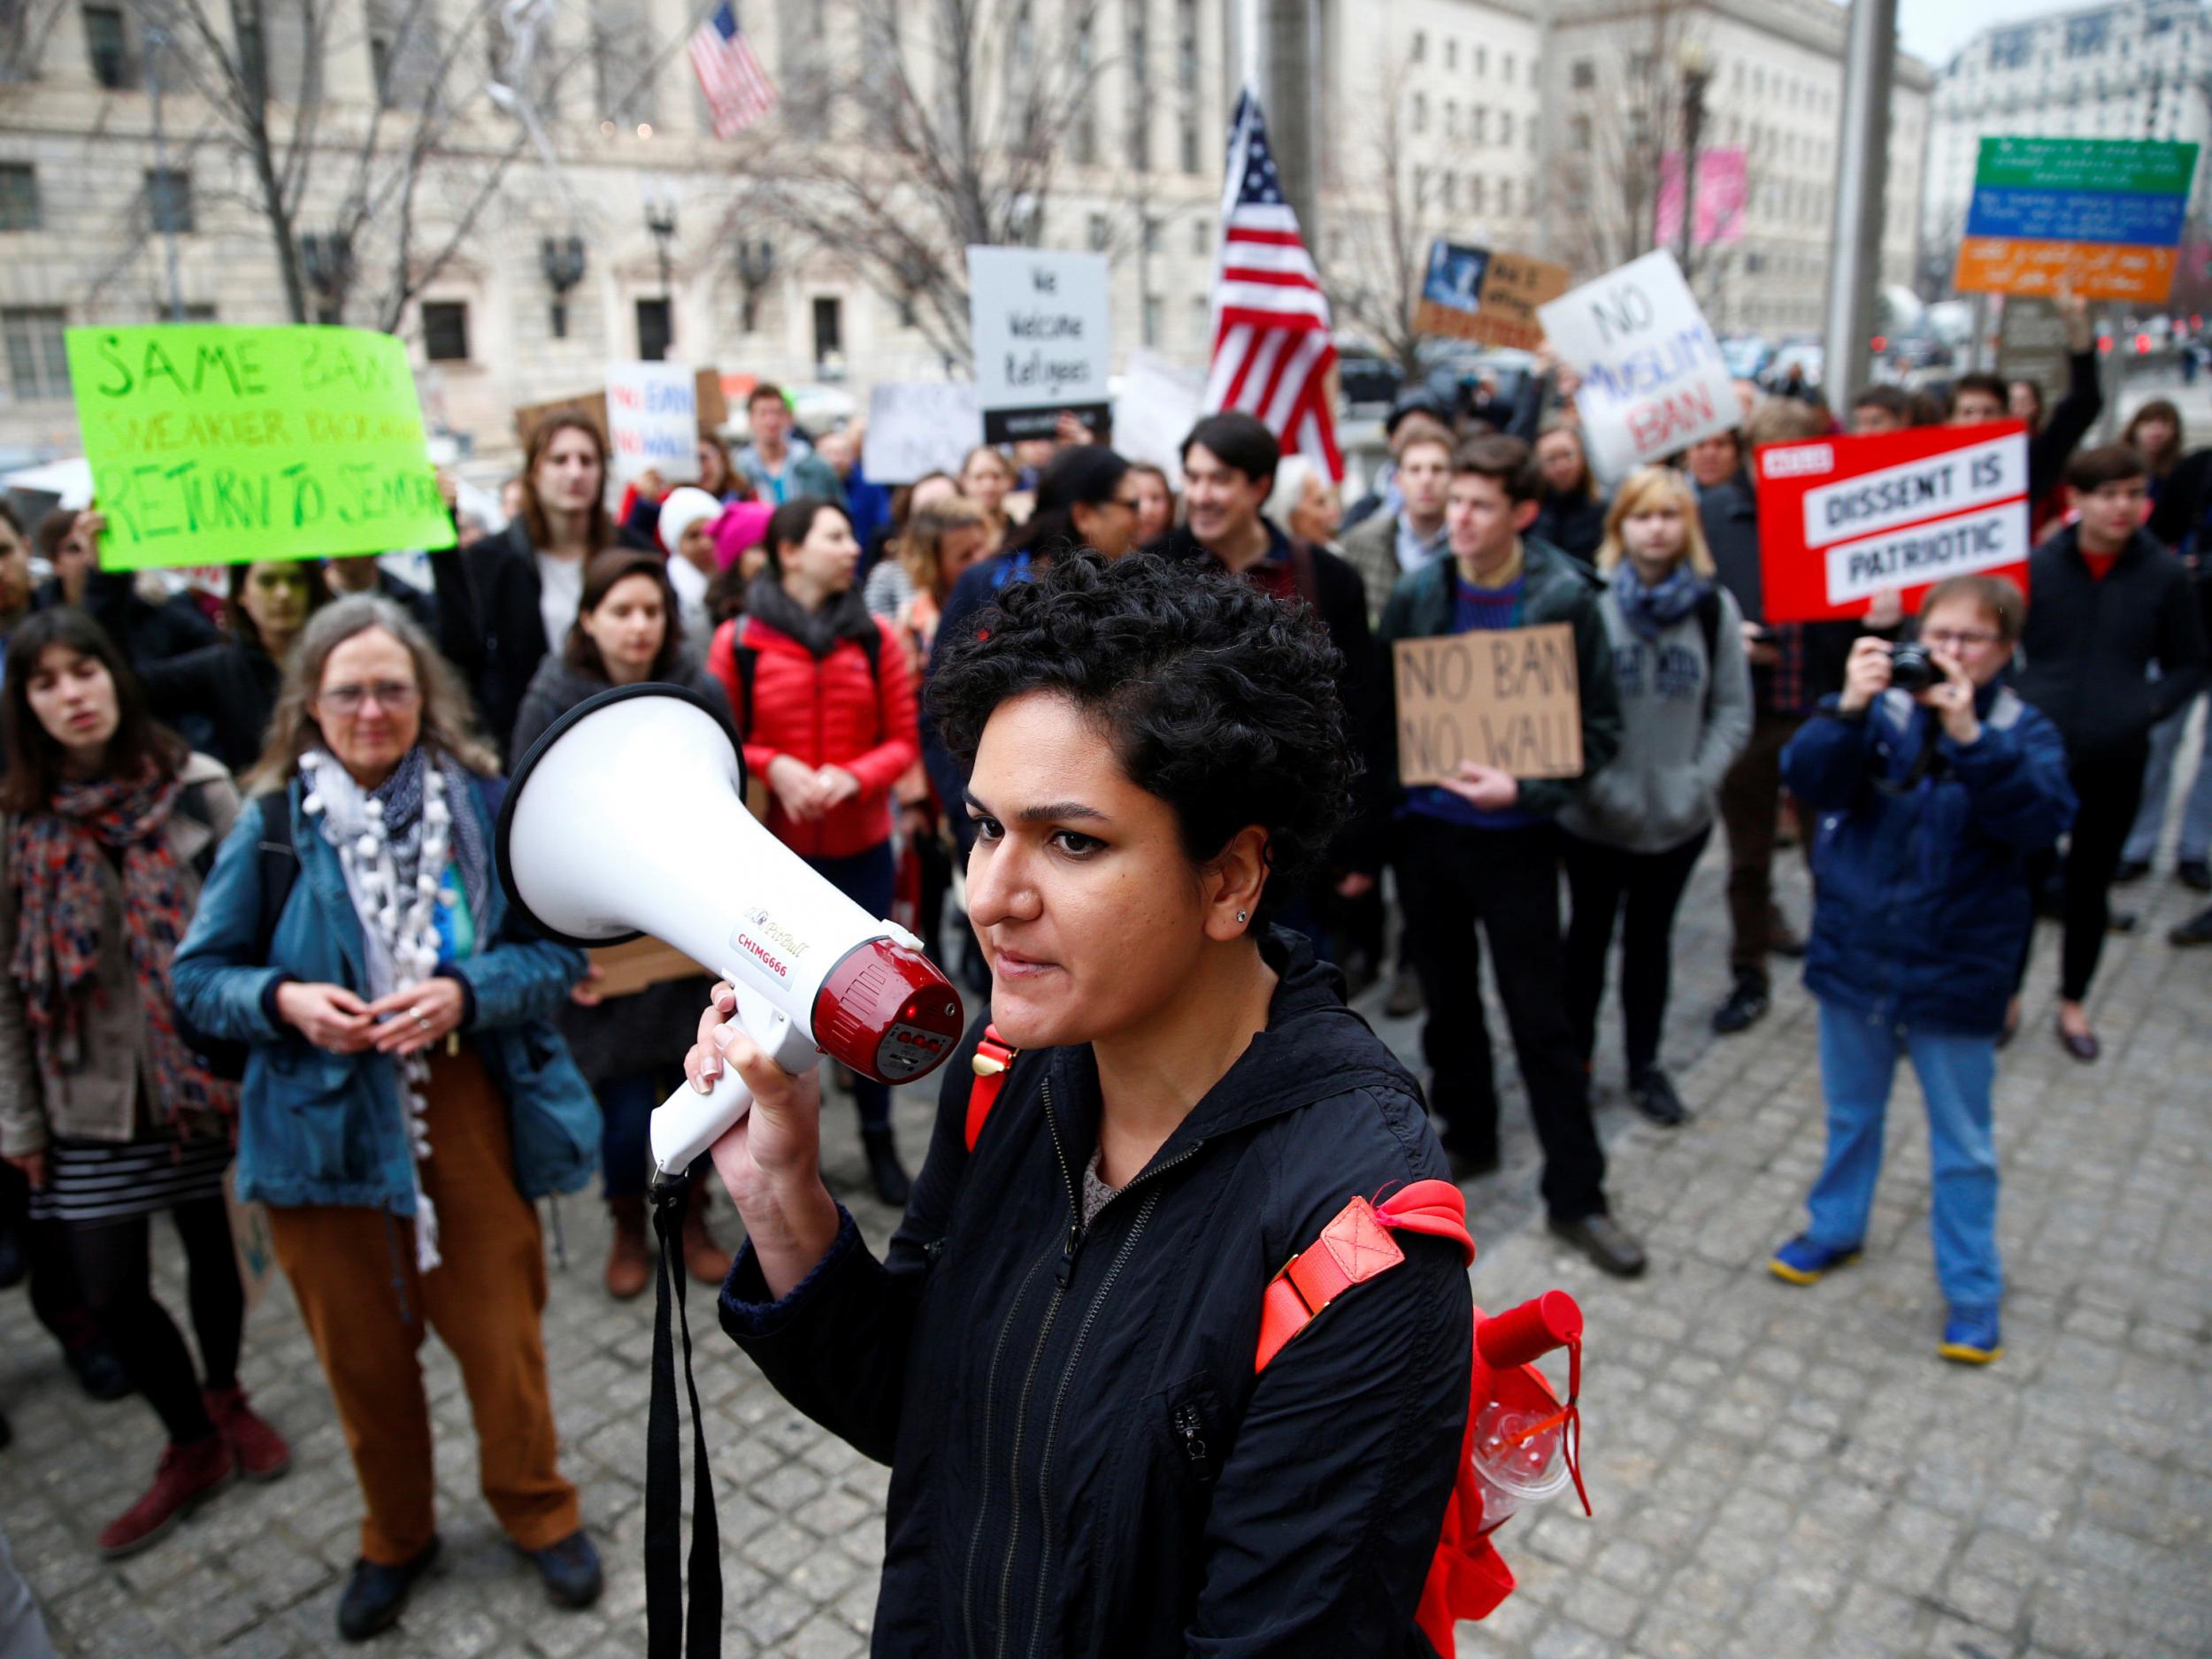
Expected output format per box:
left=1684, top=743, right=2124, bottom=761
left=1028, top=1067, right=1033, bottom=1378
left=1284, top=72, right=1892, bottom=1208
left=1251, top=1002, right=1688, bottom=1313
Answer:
left=65, top=324, right=455, bottom=570
left=1754, top=424, right=2032, bottom=624
left=966, top=246, right=1112, bottom=444
left=1394, top=624, right=1583, bottom=786
left=1537, top=250, right=1737, bottom=481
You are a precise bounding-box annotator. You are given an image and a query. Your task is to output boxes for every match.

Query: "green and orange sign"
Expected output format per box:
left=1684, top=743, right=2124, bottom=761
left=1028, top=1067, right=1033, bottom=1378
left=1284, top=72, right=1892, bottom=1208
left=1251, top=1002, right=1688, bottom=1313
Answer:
left=1956, top=137, right=2199, bottom=303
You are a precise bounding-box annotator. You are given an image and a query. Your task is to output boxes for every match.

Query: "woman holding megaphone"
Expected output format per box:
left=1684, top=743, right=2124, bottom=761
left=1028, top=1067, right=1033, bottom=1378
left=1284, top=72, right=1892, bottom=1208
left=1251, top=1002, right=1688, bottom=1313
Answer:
left=693, top=552, right=1475, bottom=1656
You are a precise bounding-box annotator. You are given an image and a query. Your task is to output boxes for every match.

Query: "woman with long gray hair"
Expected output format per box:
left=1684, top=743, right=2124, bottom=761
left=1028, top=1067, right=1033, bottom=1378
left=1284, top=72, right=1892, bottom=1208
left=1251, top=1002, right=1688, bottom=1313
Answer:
left=172, top=595, right=604, bottom=1644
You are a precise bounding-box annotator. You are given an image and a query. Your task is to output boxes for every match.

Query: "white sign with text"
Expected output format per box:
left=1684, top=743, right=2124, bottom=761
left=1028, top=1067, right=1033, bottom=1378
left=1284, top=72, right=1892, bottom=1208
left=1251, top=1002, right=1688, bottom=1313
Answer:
left=863, top=382, right=982, bottom=485
left=606, top=361, right=700, bottom=487
left=966, top=247, right=1112, bottom=442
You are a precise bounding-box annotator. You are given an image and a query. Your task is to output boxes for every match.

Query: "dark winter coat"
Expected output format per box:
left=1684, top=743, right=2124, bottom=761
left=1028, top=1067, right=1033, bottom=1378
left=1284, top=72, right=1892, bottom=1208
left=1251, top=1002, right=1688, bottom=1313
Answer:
left=509, top=653, right=733, bottom=1086
left=1531, top=490, right=1606, bottom=569
left=1695, top=469, right=1864, bottom=718
left=720, top=932, right=1472, bottom=1659
left=138, top=641, right=283, bottom=774
left=2015, top=525, right=2209, bottom=760
left=1784, top=684, right=2076, bottom=1036
left=1374, top=535, right=1623, bottom=822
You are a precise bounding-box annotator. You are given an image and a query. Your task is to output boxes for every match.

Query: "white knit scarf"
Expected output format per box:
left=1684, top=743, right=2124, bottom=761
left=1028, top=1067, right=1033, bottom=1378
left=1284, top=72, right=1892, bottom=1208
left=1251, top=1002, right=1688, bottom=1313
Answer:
left=300, top=748, right=452, bottom=1271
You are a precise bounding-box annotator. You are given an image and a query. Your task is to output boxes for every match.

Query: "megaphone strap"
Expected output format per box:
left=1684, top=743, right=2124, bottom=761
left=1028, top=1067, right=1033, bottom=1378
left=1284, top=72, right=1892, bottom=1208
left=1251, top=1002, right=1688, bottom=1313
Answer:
left=646, top=1193, right=722, bottom=1658
left=964, top=1025, right=1020, bottom=1152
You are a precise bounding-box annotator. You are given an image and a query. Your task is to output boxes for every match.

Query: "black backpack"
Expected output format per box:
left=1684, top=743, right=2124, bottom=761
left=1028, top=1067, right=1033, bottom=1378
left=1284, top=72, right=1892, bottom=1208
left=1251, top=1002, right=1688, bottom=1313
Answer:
left=173, top=789, right=301, bottom=1081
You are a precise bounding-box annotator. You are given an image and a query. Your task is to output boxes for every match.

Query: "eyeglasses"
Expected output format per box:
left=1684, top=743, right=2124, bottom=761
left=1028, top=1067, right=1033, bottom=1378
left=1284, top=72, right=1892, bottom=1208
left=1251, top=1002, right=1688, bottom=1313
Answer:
left=317, top=680, right=420, bottom=715
left=1921, top=630, right=2000, bottom=650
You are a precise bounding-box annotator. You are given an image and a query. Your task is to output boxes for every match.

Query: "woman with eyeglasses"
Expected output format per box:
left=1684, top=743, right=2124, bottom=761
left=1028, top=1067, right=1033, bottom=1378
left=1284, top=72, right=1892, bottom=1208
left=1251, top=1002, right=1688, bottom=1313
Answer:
left=172, top=595, right=604, bottom=1643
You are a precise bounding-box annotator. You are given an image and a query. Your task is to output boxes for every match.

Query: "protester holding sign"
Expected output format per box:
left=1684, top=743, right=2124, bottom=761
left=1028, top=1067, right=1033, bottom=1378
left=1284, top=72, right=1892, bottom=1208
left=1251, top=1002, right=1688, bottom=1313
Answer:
left=30, top=511, right=222, bottom=687
left=431, top=414, right=626, bottom=757
left=511, top=552, right=735, bottom=1301
left=1559, top=467, right=1752, bottom=1127
left=1772, top=576, right=2076, bottom=1367
left=2013, top=446, right=2208, bottom=1061
left=1377, top=435, right=1640, bottom=1278
left=172, top=596, right=603, bottom=1641
left=0, top=611, right=291, bottom=1560
left=135, top=557, right=332, bottom=773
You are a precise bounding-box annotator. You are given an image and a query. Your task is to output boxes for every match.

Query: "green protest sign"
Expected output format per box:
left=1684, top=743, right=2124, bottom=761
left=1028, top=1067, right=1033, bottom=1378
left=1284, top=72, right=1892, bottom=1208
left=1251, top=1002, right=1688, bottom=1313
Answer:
left=65, top=324, right=457, bottom=570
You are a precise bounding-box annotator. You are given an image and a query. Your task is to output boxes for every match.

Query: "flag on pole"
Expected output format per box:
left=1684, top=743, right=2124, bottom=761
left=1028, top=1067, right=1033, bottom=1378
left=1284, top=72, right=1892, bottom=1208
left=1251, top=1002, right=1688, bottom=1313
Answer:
left=687, top=2, right=778, bottom=138
left=1204, top=88, right=1342, bottom=482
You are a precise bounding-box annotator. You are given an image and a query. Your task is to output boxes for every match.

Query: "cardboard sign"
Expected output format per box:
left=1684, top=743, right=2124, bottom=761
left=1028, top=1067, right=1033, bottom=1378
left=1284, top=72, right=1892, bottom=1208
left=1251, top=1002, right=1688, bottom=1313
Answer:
left=513, top=365, right=728, bottom=450
left=1413, top=241, right=1571, bottom=352
left=1394, top=624, right=1583, bottom=784
left=966, top=247, right=1111, bottom=442
left=588, top=936, right=713, bottom=999
left=1995, top=296, right=2070, bottom=409
left=65, top=325, right=456, bottom=569
left=863, top=382, right=982, bottom=484
left=1753, top=424, right=2032, bottom=623
left=1538, top=251, right=1736, bottom=480
left=1956, top=137, right=2198, bottom=303
left=606, top=361, right=701, bottom=486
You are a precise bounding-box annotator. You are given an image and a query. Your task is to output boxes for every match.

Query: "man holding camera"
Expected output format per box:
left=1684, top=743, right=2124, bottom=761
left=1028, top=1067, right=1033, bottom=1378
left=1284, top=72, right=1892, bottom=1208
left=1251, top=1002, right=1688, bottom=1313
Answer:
left=1768, top=576, right=2076, bottom=1364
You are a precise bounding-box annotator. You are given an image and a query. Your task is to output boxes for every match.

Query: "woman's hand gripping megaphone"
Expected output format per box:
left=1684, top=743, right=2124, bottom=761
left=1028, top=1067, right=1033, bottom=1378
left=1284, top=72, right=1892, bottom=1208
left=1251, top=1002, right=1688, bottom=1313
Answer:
left=683, top=979, right=826, bottom=1211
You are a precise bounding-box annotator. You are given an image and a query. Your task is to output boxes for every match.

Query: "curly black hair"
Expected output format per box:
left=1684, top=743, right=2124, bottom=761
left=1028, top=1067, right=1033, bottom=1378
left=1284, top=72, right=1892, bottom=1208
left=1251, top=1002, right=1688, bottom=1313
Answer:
left=929, top=550, right=1355, bottom=920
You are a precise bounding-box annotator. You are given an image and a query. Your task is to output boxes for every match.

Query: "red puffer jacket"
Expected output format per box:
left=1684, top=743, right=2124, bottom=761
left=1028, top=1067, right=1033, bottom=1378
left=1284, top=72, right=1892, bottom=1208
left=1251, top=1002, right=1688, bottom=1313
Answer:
left=710, top=613, right=920, bottom=859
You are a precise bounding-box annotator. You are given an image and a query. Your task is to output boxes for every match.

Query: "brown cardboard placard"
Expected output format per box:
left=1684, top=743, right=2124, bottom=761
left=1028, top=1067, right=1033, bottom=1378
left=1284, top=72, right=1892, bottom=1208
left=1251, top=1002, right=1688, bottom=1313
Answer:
left=513, top=365, right=726, bottom=449
left=1413, top=242, right=1572, bottom=352
left=1394, top=623, right=1583, bottom=784
left=588, top=935, right=714, bottom=998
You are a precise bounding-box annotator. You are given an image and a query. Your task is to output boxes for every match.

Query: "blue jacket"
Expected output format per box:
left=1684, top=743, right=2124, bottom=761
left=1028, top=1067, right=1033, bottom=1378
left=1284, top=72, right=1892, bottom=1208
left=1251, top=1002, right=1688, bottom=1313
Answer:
left=1784, top=684, right=2077, bottom=1036
left=171, top=772, right=599, bottom=1213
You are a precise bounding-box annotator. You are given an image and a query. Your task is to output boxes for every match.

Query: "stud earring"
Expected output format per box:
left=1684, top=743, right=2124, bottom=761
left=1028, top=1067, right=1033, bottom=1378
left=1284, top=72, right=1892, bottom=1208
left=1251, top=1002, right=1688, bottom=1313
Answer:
left=1236, top=910, right=1248, bottom=924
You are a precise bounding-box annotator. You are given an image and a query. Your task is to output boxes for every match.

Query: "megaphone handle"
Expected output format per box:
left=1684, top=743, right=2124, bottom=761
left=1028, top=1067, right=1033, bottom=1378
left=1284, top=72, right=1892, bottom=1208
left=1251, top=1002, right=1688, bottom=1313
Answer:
left=649, top=1064, right=758, bottom=1184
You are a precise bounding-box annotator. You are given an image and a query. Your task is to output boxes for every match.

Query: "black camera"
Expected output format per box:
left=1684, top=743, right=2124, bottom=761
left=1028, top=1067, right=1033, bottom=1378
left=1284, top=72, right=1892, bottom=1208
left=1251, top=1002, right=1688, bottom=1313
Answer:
left=1888, top=641, right=1937, bottom=694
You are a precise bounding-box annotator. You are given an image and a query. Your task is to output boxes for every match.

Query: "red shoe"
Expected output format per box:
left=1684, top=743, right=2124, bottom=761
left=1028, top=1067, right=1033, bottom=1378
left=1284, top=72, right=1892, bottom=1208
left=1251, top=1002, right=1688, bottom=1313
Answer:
left=98, top=1435, right=234, bottom=1557
left=204, top=1385, right=292, bottom=1481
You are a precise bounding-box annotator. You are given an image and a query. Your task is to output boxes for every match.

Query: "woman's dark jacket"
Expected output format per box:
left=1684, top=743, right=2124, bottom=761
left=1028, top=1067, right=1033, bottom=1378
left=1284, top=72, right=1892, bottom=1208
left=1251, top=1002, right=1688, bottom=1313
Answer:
left=139, top=641, right=281, bottom=773
left=509, top=651, right=735, bottom=1085
left=1532, top=489, right=1606, bottom=569
left=721, top=933, right=1473, bottom=1659
left=1785, top=683, right=2076, bottom=1035
left=2016, top=525, right=2208, bottom=760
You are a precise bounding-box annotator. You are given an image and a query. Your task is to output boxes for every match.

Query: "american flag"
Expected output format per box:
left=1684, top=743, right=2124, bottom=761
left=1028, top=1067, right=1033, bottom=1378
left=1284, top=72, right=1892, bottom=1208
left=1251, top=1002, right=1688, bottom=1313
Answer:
left=1204, top=88, right=1342, bottom=482
left=687, top=2, right=777, bottom=138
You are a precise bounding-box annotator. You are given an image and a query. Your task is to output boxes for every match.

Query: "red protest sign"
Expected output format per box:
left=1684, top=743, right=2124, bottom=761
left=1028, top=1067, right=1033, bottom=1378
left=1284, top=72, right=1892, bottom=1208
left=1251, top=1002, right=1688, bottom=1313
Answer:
left=1753, top=423, right=2032, bottom=624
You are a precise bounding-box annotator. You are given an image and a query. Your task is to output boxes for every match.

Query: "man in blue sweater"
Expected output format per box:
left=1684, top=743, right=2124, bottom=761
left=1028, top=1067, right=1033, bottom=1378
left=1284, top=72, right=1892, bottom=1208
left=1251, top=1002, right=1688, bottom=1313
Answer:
left=1770, top=575, right=2076, bottom=1364
left=1378, top=436, right=1640, bottom=1277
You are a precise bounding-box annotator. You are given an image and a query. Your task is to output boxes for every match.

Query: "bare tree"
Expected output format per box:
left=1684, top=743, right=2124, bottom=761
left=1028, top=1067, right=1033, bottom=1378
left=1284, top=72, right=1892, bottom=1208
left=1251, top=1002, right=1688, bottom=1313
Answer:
left=0, top=0, right=73, bottom=82
left=1320, top=47, right=1441, bottom=382
left=1553, top=0, right=1701, bottom=281
left=112, top=0, right=588, bottom=330
left=719, top=0, right=1112, bottom=370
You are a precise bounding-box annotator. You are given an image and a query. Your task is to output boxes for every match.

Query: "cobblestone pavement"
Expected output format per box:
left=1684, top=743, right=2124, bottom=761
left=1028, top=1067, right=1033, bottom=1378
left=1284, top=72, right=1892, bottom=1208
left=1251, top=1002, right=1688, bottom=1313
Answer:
left=4, top=829, right=2210, bottom=1659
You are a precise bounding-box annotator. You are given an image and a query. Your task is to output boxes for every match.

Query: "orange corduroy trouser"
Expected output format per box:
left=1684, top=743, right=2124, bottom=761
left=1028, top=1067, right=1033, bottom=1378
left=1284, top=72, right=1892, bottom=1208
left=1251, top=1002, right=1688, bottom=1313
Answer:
left=265, top=1046, right=582, bottom=1565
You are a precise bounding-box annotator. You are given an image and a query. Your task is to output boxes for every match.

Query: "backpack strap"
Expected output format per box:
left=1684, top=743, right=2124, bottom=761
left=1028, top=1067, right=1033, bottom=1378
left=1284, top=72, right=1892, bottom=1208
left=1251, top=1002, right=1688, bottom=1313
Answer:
left=252, top=790, right=300, bottom=961
left=1253, top=1179, right=1474, bottom=1374
left=963, top=1024, right=1019, bottom=1152
left=1695, top=587, right=1724, bottom=722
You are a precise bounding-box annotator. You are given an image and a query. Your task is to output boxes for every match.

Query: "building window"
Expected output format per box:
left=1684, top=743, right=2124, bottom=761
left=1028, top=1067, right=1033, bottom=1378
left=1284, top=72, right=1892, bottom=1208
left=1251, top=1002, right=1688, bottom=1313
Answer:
left=1142, top=296, right=1162, bottom=348
left=1141, top=215, right=1160, bottom=254
left=0, top=165, right=39, bottom=232
left=1570, top=58, right=1594, bottom=90
left=1180, top=111, right=1199, bottom=173
left=1502, top=52, right=1513, bottom=84
left=1501, top=111, right=1514, bottom=145
left=1442, top=173, right=1456, bottom=212
left=811, top=295, right=841, bottom=369
left=1412, top=92, right=1427, bottom=133
left=3, top=308, right=70, bottom=400
left=144, top=168, right=192, bottom=233
left=1471, top=107, right=1486, bottom=143
left=1475, top=45, right=1487, bottom=76
left=636, top=297, right=672, bottom=361
left=422, top=301, right=470, bottom=361
left=82, top=4, right=129, bottom=86
left=1500, top=178, right=1512, bottom=216
left=1471, top=174, right=1486, bottom=214
left=1444, top=100, right=1456, bottom=138
left=1087, top=211, right=1110, bottom=250
left=1570, top=115, right=1592, bottom=150
left=1192, top=217, right=1209, bottom=257
left=1410, top=30, right=1425, bottom=63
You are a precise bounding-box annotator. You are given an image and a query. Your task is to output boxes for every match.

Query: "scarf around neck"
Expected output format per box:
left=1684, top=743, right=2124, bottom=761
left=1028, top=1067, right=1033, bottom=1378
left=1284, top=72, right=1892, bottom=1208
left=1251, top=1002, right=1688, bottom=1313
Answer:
left=1613, top=561, right=1710, bottom=642
left=8, top=763, right=234, bottom=1133
left=743, top=572, right=879, bottom=660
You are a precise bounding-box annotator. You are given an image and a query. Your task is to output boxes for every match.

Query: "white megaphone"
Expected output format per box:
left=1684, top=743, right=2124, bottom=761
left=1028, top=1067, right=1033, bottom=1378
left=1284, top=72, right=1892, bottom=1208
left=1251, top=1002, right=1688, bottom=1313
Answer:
left=495, top=685, right=966, bottom=1189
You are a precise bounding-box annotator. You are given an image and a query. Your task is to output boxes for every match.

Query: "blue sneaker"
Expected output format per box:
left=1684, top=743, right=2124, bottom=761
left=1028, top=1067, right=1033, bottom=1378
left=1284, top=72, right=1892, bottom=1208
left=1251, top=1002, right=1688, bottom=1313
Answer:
left=1767, top=1234, right=1861, bottom=1286
left=521, top=1530, right=603, bottom=1609
left=1939, top=1307, right=2002, bottom=1365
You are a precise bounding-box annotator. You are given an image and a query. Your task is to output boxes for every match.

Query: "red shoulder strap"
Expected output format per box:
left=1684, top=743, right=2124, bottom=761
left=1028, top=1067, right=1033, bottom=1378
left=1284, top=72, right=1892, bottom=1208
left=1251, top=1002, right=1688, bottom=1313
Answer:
left=1253, top=1180, right=1474, bottom=1374
left=963, top=1025, right=1018, bottom=1153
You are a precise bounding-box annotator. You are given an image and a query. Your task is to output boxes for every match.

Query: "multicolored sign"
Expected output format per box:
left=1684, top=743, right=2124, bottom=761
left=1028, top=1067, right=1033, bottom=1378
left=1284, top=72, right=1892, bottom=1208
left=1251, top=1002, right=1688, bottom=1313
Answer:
left=1414, top=240, right=1573, bottom=351
left=1955, top=137, right=2199, bottom=303
left=1754, top=424, right=2032, bottom=624
left=65, top=325, right=455, bottom=570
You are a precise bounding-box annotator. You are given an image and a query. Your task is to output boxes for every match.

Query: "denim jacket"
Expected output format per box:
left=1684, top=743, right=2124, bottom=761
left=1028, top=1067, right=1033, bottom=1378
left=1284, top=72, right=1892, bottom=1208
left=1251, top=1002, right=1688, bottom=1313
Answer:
left=171, top=770, right=599, bottom=1212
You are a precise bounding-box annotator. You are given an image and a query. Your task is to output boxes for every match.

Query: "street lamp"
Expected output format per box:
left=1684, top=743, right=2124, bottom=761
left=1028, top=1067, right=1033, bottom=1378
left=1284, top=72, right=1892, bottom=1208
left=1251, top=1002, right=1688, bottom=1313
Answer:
left=893, top=249, right=933, bottom=329
left=300, top=231, right=355, bottom=325
left=1676, top=40, right=1713, bottom=279
left=643, top=184, right=678, bottom=356
left=540, top=234, right=586, bottom=340
left=735, top=237, right=774, bottom=333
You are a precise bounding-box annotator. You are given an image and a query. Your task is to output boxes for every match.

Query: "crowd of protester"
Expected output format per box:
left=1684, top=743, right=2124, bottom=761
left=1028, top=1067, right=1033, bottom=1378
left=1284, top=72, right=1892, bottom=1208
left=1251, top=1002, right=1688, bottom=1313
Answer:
left=1, top=331, right=2208, bottom=1640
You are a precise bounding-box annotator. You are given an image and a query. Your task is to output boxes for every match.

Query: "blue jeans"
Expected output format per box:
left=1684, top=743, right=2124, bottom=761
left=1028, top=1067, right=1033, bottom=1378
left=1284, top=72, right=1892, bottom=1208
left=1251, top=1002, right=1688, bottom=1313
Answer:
left=2122, top=693, right=2212, bottom=865
left=598, top=1071, right=659, bottom=1202
left=803, top=842, right=896, bottom=1133
left=1805, top=1001, right=2001, bottom=1311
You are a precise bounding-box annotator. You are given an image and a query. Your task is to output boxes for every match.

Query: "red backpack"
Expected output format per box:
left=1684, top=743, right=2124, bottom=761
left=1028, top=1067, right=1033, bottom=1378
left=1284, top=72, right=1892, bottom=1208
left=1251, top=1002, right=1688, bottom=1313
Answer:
left=964, top=1026, right=1591, bottom=1654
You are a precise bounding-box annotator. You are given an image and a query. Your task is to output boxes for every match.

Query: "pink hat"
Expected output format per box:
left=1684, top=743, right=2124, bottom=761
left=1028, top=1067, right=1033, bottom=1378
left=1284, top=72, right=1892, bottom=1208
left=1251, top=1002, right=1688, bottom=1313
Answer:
left=712, top=501, right=774, bottom=570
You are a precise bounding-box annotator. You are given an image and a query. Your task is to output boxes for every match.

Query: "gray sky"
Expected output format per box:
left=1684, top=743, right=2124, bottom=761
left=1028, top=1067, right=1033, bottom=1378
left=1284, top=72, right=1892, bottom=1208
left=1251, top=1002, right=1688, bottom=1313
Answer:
left=1897, top=0, right=2089, bottom=69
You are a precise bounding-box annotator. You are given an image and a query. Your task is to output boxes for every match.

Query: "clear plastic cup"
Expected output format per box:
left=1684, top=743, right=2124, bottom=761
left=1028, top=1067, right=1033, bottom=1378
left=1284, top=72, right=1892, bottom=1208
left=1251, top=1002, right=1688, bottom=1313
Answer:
left=1469, top=1399, right=1573, bottom=1531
